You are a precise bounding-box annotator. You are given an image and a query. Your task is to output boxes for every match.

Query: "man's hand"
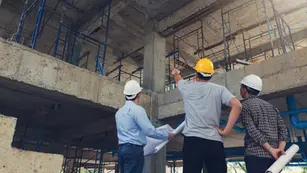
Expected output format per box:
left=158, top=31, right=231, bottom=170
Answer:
left=171, top=67, right=180, bottom=76
left=168, top=133, right=176, bottom=140
left=215, top=126, right=230, bottom=136
left=279, top=141, right=286, bottom=155
left=269, top=148, right=283, bottom=160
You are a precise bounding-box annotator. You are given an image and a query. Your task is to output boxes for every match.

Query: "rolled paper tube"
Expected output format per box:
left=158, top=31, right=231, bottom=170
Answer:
left=266, top=144, right=299, bottom=173
left=154, top=121, right=185, bottom=153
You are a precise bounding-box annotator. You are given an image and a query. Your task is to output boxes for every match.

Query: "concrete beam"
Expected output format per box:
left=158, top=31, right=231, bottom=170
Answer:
left=80, top=0, right=133, bottom=35
left=0, top=39, right=151, bottom=110
left=158, top=47, right=307, bottom=119
left=157, top=0, right=233, bottom=37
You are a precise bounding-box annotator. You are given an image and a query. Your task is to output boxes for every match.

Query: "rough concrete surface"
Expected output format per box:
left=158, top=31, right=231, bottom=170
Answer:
left=158, top=47, right=307, bottom=119
left=0, top=115, right=63, bottom=173
left=157, top=0, right=216, bottom=33
left=0, top=39, right=150, bottom=110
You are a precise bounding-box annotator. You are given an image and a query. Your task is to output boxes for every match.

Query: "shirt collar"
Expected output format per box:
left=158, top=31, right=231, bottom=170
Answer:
left=244, top=95, right=258, bottom=101
left=125, top=100, right=136, bottom=106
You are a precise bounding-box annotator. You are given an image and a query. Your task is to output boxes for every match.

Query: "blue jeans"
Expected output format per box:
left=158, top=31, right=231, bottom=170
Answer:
left=118, top=143, right=144, bottom=173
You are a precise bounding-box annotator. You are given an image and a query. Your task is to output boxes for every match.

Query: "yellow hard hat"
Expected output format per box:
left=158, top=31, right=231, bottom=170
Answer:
left=194, top=58, right=214, bottom=76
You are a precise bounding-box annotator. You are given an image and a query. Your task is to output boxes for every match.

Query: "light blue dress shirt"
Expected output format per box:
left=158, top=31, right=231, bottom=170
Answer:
left=115, top=101, right=169, bottom=146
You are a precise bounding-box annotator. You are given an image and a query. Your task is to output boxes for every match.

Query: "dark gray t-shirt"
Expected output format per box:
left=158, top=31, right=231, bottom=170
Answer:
left=178, top=80, right=235, bottom=142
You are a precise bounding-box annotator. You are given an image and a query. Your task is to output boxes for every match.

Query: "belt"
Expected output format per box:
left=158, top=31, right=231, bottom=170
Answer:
left=118, top=143, right=144, bottom=148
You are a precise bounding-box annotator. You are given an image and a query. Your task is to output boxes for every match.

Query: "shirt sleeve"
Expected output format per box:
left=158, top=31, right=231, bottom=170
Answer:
left=134, top=107, right=169, bottom=140
left=241, top=106, right=267, bottom=145
left=275, top=108, right=288, bottom=142
left=177, top=80, right=189, bottom=95
left=221, top=86, right=235, bottom=106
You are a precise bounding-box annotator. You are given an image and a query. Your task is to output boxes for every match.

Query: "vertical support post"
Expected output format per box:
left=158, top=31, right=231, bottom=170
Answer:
left=288, top=24, right=296, bottom=50
left=200, top=20, right=205, bottom=58
left=101, top=0, right=112, bottom=73
left=168, top=52, right=171, bottom=86
left=54, top=22, right=62, bottom=57
left=221, top=9, right=230, bottom=71
left=140, top=69, right=142, bottom=85
left=243, top=33, right=247, bottom=60
left=173, top=161, right=176, bottom=173
left=31, top=0, right=47, bottom=49
left=69, top=32, right=77, bottom=63
left=118, top=53, right=123, bottom=81
left=98, top=151, right=104, bottom=173
left=286, top=95, right=300, bottom=127
left=16, top=0, right=29, bottom=43
left=94, top=149, right=99, bottom=173
left=263, top=0, right=275, bottom=57
left=63, top=146, right=69, bottom=173
left=274, top=10, right=286, bottom=54
left=143, top=18, right=167, bottom=173
left=53, top=0, right=67, bottom=57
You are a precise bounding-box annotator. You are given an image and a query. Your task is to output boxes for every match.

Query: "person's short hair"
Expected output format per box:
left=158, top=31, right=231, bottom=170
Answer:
left=241, top=84, right=260, bottom=96
left=125, top=93, right=140, bottom=101
left=196, top=72, right=212, bottom=81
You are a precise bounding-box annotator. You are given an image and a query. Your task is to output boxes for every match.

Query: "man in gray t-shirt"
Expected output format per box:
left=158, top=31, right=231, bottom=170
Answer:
left=171, top=58, right=242, bottom=173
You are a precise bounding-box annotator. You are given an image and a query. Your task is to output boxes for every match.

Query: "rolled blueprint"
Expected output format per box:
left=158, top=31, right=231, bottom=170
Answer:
left=143, top=124, right=174, bottom=156
left=266, top=144, right=299, bottom=173
left=154, top=121, right=185, bottom=153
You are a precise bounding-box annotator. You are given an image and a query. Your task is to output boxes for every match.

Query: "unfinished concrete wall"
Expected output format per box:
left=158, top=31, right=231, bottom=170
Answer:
left=158, top=47, right=307, bottom=119
left=0, top=39, right=151, bottom=111
left=0, top=115, right=63, bottom=173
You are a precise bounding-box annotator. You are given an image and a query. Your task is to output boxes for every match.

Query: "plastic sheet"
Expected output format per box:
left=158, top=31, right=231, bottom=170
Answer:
left=266, top=144, right=300, bottom=173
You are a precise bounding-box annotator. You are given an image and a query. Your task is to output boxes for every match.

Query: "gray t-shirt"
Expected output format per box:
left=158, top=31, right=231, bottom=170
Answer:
left=178, top=80, right=235, bottom=143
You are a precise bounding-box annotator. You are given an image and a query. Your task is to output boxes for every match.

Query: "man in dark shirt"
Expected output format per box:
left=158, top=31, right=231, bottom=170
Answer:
left=239, top=74, right=288, bottom=173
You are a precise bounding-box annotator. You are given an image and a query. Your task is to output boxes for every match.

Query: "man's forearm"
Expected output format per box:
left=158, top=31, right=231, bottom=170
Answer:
left=279, top=141, right=286, bottom=150
left=263, top=142, right=272, bottom=152
left=223, top=105, right=242, bottom=135
left=174, top=73, right=183, bottom=85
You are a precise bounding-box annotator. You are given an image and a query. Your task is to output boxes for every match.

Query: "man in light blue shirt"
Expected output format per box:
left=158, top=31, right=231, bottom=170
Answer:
left=116, top=80, right=175, bottom=173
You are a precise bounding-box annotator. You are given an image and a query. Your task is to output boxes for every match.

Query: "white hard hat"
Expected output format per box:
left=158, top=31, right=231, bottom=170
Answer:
left=240, top=74, right=263, bottom=91
left=123, top=80, right=143, bottom=99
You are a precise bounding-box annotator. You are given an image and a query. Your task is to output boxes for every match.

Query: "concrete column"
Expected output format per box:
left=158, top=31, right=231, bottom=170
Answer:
left=143, top=19, right=166, bottom=92
left=142, top=18, right=167, bottom=173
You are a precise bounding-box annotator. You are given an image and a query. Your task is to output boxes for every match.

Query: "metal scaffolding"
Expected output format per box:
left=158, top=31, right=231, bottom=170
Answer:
left=15, top=0, right=47, bottom=48
left=220, top=0, right=296, bottom=70
left=110, top=48, right=143, bottom=84
left=14, top=0, right=112, bottom=76
left=50, top=0, right=112, bottom=76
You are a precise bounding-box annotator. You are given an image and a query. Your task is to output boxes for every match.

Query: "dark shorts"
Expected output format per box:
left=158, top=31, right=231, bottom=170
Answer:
left=183, top=136, right=227, bottom=173
left=118, top=143, right=144, bottom=173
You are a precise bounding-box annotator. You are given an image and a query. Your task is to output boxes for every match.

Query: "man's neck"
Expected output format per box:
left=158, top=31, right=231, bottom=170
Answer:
left=196, top=79, right=209, bottom=82
left=133, top=100, right=139, bottom=105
